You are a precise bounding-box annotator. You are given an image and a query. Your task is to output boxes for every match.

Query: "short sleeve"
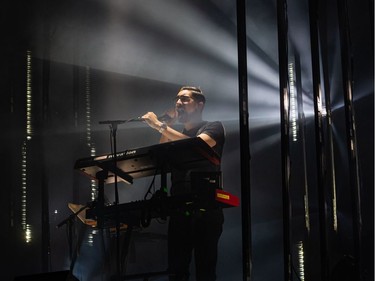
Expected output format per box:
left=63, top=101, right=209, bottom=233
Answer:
left=198, top=121, right=225, bottom=157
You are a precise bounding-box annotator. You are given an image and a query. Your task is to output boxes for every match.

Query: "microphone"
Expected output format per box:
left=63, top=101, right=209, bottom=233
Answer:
left=99, top=120, right=127, bottom=125
left=130, top=113, right=174, bottom=122
left=98, top=112, right=176, bottom=125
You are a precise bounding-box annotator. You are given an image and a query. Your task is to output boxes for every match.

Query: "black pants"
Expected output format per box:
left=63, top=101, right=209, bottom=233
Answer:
left=168, top=209, right=224, bottom=281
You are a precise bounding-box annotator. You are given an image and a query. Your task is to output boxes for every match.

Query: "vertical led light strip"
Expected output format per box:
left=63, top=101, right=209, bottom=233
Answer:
left=21, top=141, right=31, bottom=242
left=26, top=51, right=33, bottom=140
left=85, top=66, right=97, bottom=201
left=288, top=63, right=298, bottom=142
left=297, top=241, right=305, bottom=281
left=22, top=50, right=33, bottom=243
left=85, top=66, right=96, bottom=245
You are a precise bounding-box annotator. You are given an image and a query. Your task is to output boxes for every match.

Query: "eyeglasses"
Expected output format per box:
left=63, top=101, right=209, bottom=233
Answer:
left=174, top=95, right=193, bottom=104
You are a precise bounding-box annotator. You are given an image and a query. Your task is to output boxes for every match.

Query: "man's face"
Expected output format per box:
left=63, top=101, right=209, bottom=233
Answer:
left=175, top=89, right=202, bottom=123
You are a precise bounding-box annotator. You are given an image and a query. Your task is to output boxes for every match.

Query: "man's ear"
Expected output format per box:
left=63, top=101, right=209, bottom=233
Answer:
left=198, top=101, right=205, bottom=111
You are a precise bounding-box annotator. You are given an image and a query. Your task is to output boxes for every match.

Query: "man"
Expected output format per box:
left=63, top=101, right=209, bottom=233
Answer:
left=142, top=86, right=225, bottom=281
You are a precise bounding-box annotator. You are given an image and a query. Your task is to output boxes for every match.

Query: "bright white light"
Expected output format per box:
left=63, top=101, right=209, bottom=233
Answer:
left=26, top=51, right=33, bottom=140
left=25, top=224, right=32, bottom=243
left=297, top=240, right=305, bottom=280
left=288, top=63, right=298, bottom=141
left=21, top=51, right=34, bottom=244
left=21, top=141, right=28, bottom=239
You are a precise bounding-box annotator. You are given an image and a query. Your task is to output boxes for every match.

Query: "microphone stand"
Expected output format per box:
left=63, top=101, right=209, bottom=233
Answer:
left=99, top=120, right=122, bottom=281
left=98, top=115, right=170, bottom=280
left=56, top=203, right=91, bottom=274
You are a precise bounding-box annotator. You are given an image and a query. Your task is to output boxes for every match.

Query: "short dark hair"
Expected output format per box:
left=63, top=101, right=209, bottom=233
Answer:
left=179, top=86, right=206, bottom=104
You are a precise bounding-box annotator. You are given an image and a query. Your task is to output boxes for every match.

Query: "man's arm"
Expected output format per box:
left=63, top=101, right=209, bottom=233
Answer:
left=142, top=112, right=188, bottom=143
left=195, top=133, right=217, bottom=147
left=142, top=112, right=217, bottom=147
left=159, top=127, right=216, bottom=147
left=159, top=125, right=188, bottom=143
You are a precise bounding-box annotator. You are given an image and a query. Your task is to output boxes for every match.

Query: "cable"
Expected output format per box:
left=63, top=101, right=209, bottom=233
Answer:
left=143, top=171, right=158, bottom=200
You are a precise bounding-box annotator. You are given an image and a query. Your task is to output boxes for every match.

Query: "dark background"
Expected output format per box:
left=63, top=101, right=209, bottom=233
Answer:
left=0, top=0, right=373, bottom=280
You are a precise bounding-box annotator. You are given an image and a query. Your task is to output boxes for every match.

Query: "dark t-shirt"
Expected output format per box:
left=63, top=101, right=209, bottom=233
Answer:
left=170, top=121, right=225, bottom=196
